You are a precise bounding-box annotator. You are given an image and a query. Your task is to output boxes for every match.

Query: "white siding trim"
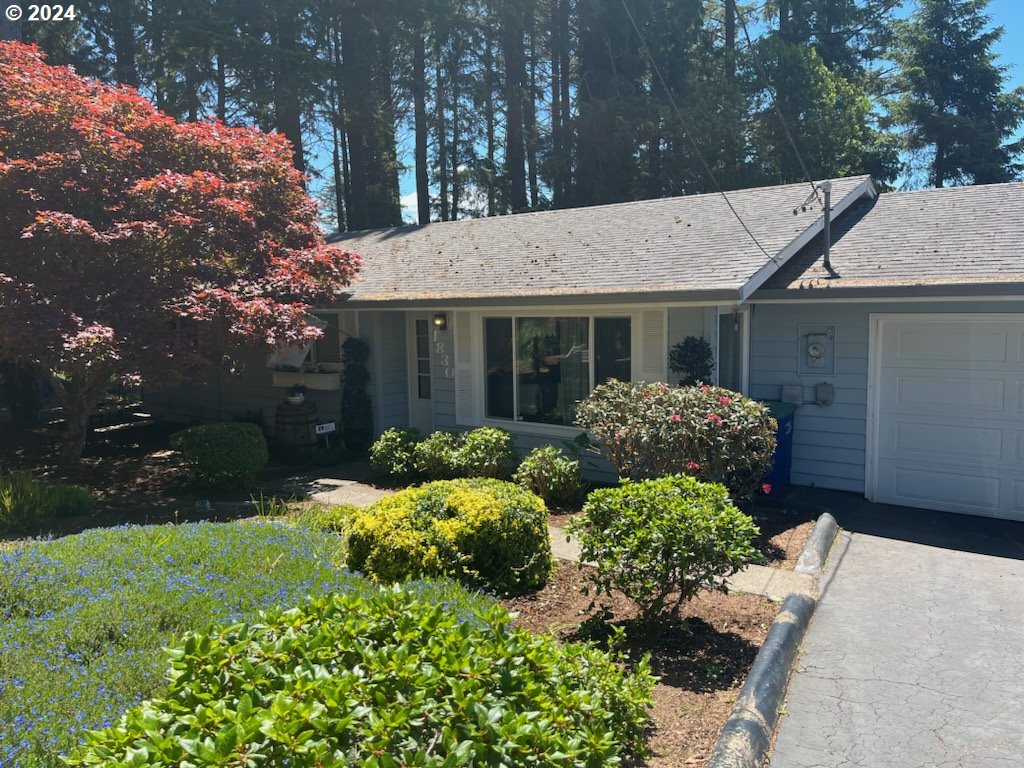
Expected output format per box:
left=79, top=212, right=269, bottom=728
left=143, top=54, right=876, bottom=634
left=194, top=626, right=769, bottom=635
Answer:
left=636, top=309, right=668, bottom=383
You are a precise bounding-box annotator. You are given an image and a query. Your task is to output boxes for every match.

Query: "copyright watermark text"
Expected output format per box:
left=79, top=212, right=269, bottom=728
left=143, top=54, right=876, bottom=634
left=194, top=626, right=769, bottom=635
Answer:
left=6, top=5, right=77, bottom=22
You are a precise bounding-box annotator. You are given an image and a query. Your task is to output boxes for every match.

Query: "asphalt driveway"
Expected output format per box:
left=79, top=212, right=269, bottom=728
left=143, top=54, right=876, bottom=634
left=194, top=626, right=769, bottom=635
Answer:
left=768, top=490, right=1024, bottom=768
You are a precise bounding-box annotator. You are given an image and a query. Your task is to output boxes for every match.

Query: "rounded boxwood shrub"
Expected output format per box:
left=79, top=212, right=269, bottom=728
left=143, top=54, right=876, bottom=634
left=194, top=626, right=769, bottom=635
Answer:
left=369, top=426, right=423, bottom=481
left=513, top=445, right=585, bottom=508
left=574, top=380, right=777, bottom=500
left=347, top=478, right=552, bottom=595
left=455, top=426, right=518, bottom=479
left=412, top=429, right=462, bottom=479
left=170, top=422, right=268, bottom=489
left=568, top=474, right=760, bottom=623
left=66, top=585, right=655, bottom=768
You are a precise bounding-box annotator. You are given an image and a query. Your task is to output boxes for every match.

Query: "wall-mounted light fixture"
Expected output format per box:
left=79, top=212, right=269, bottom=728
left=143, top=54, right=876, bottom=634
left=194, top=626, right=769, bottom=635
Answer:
left=432, top=312, right=448, bottom=331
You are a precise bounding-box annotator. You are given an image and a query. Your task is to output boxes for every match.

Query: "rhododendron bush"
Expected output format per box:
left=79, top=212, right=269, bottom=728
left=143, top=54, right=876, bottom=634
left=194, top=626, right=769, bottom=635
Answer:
left=0, top=43, right=359, bottom=463
left=574, top=379, right=777, bottom=500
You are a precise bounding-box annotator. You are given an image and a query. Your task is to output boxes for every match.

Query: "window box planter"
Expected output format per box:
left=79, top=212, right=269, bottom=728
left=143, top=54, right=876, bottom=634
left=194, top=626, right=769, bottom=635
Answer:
left=271, top=371, right=342, bottom=391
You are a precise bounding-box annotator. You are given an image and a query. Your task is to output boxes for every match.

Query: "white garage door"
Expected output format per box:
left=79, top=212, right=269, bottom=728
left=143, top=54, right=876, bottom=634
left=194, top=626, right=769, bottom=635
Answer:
left=870, top=314, right=1024, bottom=521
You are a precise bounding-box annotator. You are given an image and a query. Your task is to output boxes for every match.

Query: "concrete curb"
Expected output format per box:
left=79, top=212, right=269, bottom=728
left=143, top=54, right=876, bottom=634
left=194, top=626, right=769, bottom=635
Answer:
left=706, top=511, right=840, bottom=768
left=706, top=592, right=816, bottom=768
left=794, top=512, right=839, bottom=575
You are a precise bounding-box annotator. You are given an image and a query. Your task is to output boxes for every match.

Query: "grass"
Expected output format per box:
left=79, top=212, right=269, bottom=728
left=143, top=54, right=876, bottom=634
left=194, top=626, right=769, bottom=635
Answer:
left=0, top=521, right=371, bottom=767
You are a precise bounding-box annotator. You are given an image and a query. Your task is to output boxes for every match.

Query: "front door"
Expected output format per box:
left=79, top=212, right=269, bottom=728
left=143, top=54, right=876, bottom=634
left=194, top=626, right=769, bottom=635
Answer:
left=407, top=314, right=434, bottom=434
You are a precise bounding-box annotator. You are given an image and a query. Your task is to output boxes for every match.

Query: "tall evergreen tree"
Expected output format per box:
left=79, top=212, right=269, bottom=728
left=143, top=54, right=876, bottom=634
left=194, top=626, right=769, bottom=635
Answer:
left=891, top=0, right=1024, bottom=186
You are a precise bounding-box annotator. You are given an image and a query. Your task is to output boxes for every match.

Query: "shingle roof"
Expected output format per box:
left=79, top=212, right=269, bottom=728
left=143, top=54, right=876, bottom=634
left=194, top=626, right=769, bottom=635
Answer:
left=329, top=176, right=873, bottom=303
left=761, top=183, right=1024, bottom=291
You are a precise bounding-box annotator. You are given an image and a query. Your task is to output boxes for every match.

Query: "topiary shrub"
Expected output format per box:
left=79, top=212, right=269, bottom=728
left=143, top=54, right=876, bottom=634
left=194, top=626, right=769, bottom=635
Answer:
left=412, top=430, right=462, bottom=479
left=369, top=426, right=423, bottom=482
left=574, top=380, right=777, bottom=500
left=455, top=426, right=518, bottom=479
left=568, top=474, right=760, bottom=623
left=346, top=478, right=551, bottom=595
left=0, top=472, right=93, bottom=534
left=669, top=335, right=714, bottom=385
left=514, top=445, right=585, bottom=508
left=66, top=585, right=655, bottom=768
left=170, top=422, right=269, bottom=489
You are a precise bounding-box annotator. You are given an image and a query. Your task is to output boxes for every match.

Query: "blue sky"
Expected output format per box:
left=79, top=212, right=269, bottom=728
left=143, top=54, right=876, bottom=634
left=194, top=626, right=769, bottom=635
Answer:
left=392, top=0, right=1024, bottom=221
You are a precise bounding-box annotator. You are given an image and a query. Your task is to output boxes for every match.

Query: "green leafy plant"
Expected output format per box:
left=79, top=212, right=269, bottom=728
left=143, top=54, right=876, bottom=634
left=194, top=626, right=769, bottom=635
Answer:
left=292, top=502, right=360, bottom=535
left=513, top=445, right=586, bottom=508
left=568, top=474, right=760, bottom=623
left=574, top=380, right=777, bottom=500
left=346, top=478, right=552, bottom=595
left=412, top=430, right=462, bottom=480
left=455, top=426, right=518, bottom=479
left=170, top=422, right=269, bottom=489
left=369, top=426, right=423, bottom=482
left=250, top=491, right=292, bottom=518
left=66, top=586, right=655, bottom=768
left=341, top=336, right=373, bottom=452
left=668, top=335, right=715, bottom=385
left=0, top=471, right=93, bottom=533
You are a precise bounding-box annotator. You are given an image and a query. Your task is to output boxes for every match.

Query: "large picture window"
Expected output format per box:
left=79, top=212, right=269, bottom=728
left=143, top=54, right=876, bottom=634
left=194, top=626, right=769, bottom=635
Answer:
left=485, top=315, right=631, bottom=426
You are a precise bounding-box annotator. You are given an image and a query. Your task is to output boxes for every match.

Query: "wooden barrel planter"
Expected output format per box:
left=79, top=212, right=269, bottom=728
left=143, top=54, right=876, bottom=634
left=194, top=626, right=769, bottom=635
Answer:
left=274, top=402, right=318, bottom=463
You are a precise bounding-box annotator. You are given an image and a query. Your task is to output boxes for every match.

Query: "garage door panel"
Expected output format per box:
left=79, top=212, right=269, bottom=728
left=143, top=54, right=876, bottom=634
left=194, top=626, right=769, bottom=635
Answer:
left=880, top=373, right=1008, bottom=414
left=889, top=466, right=1001, bottom=511
left=872, top=314, right=1024, bottom=521
left=893, top=327, right=1009, bottom=364
left=888, top=421, right=1004, bottom=461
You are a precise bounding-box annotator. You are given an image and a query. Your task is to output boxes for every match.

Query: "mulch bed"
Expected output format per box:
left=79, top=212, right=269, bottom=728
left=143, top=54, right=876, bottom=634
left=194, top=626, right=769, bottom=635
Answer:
left=502, top=561, right=777, bottom=766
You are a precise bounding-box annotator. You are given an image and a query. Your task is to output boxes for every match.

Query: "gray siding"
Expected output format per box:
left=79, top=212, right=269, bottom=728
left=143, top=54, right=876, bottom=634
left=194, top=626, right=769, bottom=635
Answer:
left=372, top=312, right=409, bottom=432
left=748, top=299, right=1024, bottom=493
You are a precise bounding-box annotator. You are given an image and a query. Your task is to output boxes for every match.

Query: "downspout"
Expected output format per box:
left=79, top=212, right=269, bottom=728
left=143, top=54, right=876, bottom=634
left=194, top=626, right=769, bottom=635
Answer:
left=821, top=180, right=840, bottom=279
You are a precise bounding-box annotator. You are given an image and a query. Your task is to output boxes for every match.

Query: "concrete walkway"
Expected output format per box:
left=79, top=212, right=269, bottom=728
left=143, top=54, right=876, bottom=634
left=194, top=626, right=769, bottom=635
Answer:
left=282, top=464, right=815, bottom=604
left=769, top=494, right=1024, bottom=768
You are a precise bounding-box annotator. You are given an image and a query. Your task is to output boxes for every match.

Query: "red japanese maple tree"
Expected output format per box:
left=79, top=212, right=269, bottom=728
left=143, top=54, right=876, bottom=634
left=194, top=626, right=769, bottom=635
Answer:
left=0, top=42, right=360, bottom=464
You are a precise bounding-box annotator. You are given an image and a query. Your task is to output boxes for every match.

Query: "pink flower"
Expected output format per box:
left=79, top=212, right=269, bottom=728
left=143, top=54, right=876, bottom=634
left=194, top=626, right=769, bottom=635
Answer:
left=615, top=430, right=627, bottom=440
left=719, top=395, right=732, bottom=405
left=705, top=412, right=723, bottom=425
left=685, top=461, right=700, bottom=470
left=669, top=413, right=681, bottom=422
left=761, top=483, right=772, bottom=495
left=699, top=385, right=710, bottom=393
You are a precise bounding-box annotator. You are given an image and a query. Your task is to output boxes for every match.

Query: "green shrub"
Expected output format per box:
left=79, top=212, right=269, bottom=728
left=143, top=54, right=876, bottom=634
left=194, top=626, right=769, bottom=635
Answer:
left=347, top=478, right=552, bottom=595
left=67, top=586, right=655, bottom=768
left=456, top=426, right=518, bottom=479
left=412, top=429, right=462, bottom=479
left=669, top=335, right=714, bottom=385
left=170, top=422, right=269, bottom=489
left=568, top=474, right=760, bottom=623
left=369, top=426, right=423, bottom=481
left=574, top=380, right=777, bottom=500
left=293, top=502, right=360, bottom=534
left=0, top=471, right=93, bottom=533
left=514, top=445, right=585, bottom=507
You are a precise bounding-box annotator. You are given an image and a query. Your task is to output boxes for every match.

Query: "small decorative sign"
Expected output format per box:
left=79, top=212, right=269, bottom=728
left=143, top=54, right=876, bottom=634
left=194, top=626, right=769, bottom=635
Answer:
left=315, top=421, right=336, bottom=435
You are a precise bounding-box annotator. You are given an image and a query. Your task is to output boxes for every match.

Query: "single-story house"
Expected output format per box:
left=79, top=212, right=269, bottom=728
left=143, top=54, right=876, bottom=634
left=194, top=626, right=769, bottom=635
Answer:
left=147, top=175, right=1024, bottom=521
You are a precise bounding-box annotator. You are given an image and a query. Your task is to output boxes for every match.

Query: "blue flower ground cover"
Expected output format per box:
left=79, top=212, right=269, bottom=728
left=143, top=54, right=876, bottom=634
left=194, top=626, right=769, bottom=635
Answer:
left=0, top=522, right=387, bottom=767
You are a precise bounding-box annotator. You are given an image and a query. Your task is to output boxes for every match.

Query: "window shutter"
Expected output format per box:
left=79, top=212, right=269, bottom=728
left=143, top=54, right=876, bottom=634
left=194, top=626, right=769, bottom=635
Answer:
left=454, top=311, right=475, bottom=426
left=339, top=310, right=359, bottom=340
left=637, top=309, right=667, bottom=384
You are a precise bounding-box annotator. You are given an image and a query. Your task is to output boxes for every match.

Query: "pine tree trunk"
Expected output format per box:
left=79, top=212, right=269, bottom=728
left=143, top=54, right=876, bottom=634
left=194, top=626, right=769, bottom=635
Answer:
left=503, top=2, right=528, bottom=212
left=273, top=6, right=305, bottom=175
left=414, top=33, right=431, bottom=225
left=436, top=38, right=450, bottom=221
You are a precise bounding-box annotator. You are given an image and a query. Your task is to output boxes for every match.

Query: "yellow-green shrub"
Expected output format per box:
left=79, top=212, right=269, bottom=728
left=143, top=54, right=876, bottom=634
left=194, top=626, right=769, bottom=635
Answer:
left=346, top=478, right=551, bottom=594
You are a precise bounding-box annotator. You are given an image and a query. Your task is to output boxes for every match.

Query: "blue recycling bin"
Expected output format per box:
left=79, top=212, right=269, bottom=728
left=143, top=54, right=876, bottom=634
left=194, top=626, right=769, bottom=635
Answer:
left=762, top=401, right=797, bottom=498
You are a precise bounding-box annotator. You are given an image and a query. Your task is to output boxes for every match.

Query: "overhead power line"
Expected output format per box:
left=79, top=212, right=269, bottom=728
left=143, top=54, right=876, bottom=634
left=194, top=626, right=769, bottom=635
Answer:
left=615, top=0, right=778, bottom=263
